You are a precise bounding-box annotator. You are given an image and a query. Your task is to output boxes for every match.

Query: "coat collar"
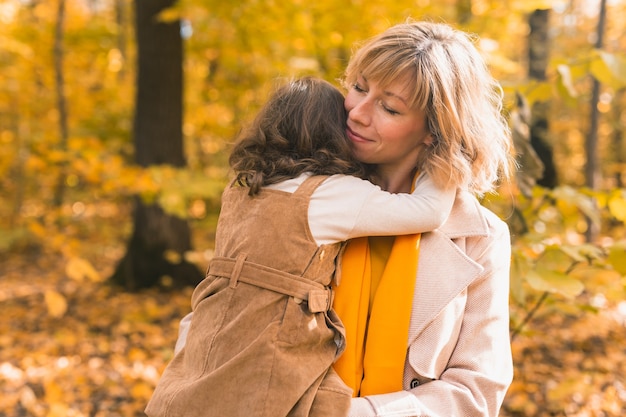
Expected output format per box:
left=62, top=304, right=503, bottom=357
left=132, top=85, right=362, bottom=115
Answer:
left=407, top=191, right=488, bottom=343
left=438, top=190, right=490, bottom=239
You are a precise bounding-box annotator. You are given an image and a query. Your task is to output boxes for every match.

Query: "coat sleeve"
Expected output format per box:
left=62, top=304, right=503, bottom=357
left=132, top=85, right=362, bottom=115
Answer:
left=349, top=216, right=513, bottom=417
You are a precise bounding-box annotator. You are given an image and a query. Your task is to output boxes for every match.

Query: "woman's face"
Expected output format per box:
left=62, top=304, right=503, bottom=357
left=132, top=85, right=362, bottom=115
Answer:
left=344, top=74, right=432, bottom=170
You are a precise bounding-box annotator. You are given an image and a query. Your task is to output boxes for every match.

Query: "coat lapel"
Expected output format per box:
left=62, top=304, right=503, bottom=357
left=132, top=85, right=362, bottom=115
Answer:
left=407, top=191, right=489, bottom=344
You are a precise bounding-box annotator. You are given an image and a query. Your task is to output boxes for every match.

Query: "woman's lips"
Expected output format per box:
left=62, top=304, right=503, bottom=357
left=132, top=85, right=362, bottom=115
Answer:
left=346, top=126, right=370, bottom=143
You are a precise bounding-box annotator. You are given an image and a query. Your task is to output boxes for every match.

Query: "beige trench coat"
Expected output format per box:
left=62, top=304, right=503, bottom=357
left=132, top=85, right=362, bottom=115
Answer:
left=350, top=189, right=514, bottom=417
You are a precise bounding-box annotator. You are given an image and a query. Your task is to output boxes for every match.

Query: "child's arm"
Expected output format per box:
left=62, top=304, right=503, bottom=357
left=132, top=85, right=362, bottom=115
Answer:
left=309, top=173, right=456, bottom=244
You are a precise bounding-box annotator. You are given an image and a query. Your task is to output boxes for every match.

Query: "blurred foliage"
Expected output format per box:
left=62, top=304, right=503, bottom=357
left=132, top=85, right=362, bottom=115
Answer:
left=484, top=185, right=626, bottom=336
left=1, top=0, right=626, bottom=415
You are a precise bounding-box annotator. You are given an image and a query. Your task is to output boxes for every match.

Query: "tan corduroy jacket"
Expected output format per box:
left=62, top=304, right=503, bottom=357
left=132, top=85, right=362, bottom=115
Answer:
left=145, top=176, right=352, bottom=417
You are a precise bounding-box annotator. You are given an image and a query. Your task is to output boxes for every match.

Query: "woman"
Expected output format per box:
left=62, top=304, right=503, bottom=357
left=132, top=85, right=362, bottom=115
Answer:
left=173, top=20, right=515, bottom=417
left=333, top=20, right=515, bottom=416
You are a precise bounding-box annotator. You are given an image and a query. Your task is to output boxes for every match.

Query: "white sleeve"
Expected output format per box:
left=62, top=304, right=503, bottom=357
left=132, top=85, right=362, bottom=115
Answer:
left=309, top=174, right=455, bottom=245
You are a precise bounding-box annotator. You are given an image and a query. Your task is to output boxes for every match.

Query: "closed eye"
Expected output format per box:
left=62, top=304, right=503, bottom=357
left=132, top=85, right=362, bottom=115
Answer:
left=383, top=105, right=399, bottom=115
left=353, top=83, right=366, bottom=93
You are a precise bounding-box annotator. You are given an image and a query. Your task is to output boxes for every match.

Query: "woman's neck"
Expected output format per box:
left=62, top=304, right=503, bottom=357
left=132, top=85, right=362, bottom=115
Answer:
left=371, top=165, right=417, bottom=193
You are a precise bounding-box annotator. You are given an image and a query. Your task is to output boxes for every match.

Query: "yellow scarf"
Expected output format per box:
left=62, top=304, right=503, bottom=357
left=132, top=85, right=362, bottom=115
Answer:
left=333, top=233, right=421, bottom=396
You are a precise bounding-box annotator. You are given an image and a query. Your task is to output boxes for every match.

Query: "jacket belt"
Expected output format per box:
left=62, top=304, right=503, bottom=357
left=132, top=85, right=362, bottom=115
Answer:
left=207, top=254, right=334, bottom=313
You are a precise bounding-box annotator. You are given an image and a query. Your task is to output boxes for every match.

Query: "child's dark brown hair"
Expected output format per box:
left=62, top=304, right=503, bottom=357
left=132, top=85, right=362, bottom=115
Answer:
left=229, top=77, right=365, bottom=195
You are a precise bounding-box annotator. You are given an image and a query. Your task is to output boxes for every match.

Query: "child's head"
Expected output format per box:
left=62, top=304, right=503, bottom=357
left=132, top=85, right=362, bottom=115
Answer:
left=230, top=77, right=364, bottom=195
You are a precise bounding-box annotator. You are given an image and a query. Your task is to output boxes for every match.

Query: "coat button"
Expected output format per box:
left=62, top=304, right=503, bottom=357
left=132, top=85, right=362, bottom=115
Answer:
left=410, top=379, right=420, bottom=388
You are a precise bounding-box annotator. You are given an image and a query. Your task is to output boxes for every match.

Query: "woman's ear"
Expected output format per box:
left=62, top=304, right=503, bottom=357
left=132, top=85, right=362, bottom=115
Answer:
left=424, top=133, right=435, bottom=146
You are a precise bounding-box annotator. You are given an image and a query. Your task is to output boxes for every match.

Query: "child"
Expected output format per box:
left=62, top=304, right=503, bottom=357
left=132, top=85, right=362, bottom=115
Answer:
left=145, top=77, right=455, bottom=417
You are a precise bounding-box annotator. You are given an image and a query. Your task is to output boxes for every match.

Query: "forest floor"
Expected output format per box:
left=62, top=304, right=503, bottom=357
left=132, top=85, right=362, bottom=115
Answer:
left=0, top=225, right=625, bottom=416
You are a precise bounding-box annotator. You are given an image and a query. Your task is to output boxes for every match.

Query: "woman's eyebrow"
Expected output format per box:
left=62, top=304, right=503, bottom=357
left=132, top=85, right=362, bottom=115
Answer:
left=362, top=74, right=409, bottom=106
left=383, top=88, right=410, bottom=107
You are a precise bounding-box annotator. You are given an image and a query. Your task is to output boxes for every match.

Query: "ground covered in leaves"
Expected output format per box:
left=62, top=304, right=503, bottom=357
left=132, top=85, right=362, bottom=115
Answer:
left=1, top=245, right=625, bottom=416
left=0, top=250, right=193, bottom=417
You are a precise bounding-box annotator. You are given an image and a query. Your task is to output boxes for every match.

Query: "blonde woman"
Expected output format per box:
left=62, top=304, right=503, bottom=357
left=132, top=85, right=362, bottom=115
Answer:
left=334, top=20, right=515, bottom=416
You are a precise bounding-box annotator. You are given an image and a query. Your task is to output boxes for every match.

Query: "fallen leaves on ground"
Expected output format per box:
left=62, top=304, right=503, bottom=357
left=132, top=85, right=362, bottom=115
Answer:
left=502, top=301, right=626, bottom=416
left=0, top=251, right=192, bottom=417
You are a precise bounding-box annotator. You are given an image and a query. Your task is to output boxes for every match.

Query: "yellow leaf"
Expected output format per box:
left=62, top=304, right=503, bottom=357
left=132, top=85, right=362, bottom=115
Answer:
left=590, top=51, right=626, bottom=90
left=131, top=381, right=155, bottom=400
left=128, top=347, right=147, bottom=362
left=608, top=194, right=626, bottom=222
left=526, top=269, right=584, bottom=299
left=65, top=257, right=102, bottom=282
left=44, top=290, right=67, bottom=318
left=608, top=242, right=626, bottom=275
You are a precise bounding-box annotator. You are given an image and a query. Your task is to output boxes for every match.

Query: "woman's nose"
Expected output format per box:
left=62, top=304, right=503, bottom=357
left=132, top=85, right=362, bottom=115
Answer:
left=348, top=97, right=371, bottom=126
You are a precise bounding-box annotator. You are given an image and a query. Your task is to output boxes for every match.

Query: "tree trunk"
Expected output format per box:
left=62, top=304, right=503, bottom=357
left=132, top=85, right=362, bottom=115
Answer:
left=585, top=0, right=607, bottom=191
left=612, top=89, right=624, bottom=188
left=585, top=0, right=608, bottom=242
left=111, top=0, right=203, bottom=290
left=528, top=8, right=558, bottom=188
left=114, top=0, right=128, bottom=80
left=53, top=0, right=69, bottom=206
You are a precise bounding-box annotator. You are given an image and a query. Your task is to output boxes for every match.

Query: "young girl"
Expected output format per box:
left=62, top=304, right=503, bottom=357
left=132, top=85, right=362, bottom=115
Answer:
left=145, top=76, right=455, bottom=417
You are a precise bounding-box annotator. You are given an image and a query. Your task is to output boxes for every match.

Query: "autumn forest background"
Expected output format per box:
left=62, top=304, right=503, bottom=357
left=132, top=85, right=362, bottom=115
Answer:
left=1, top=0, right=626, bottom=415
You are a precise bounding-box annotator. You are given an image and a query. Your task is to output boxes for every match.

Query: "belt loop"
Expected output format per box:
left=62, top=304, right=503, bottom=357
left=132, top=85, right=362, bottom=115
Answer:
left=307, top=288, right=334, bottom=313
left=327, top=287, right=334, bottom=310
left=230, top=253, right=247, bottom=288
